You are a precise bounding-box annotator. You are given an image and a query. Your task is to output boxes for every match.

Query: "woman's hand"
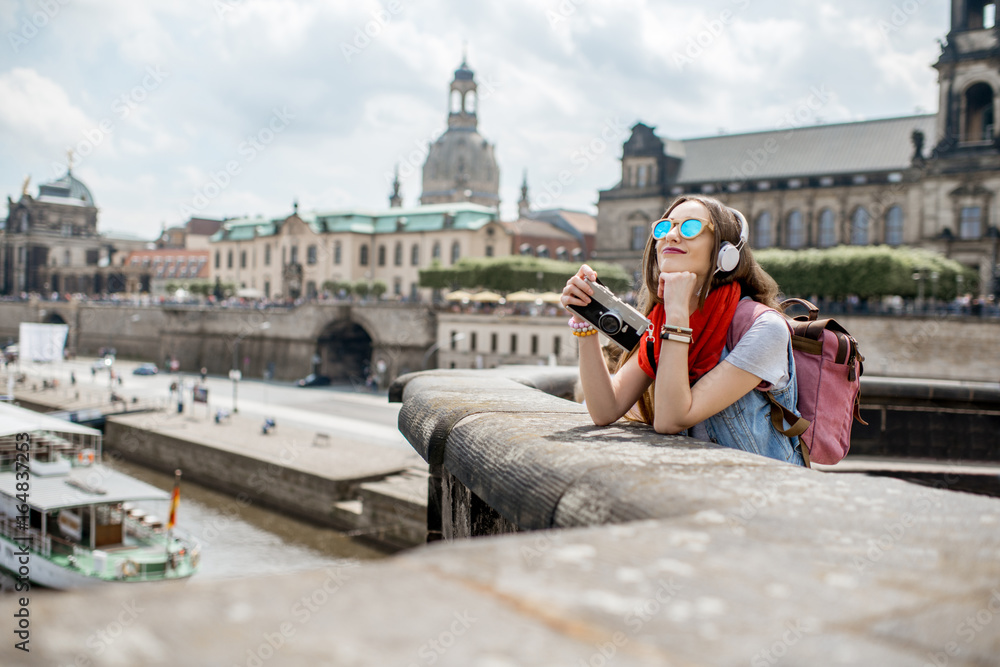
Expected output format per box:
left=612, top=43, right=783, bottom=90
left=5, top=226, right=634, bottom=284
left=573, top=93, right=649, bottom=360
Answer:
left=658, top=271, right=699, bottom=320
left=561, top=264, right=597, bottom=323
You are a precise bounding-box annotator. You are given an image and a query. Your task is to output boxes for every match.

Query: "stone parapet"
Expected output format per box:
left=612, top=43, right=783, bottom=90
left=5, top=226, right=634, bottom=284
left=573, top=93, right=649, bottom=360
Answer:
left=10, top=367, right=1000, bottom=666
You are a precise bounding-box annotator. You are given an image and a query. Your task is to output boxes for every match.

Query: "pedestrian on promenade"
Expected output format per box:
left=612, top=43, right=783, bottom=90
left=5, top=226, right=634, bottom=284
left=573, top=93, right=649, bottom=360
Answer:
left=562, top=195, right=806, bottom=466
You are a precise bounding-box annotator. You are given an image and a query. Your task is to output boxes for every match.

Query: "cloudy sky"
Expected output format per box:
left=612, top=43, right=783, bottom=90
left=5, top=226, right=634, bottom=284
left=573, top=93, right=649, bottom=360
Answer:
left=0, top=0, right=950, bottom=240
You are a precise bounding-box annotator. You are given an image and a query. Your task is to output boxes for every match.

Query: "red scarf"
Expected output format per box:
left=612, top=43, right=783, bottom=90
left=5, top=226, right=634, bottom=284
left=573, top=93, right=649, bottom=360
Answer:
left=638, top=282, right=741, bottom=384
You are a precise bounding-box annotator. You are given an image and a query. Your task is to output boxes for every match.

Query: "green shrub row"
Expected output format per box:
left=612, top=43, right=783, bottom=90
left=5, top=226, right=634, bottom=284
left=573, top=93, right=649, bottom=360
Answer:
left=754, top=245, right=979, bottom=300
left=418, top=256, right=632, bottom=293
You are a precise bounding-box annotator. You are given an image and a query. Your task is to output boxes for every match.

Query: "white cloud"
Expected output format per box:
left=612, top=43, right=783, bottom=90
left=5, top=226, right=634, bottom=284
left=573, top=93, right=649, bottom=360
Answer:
left=0, top=0, right=954, bottom=237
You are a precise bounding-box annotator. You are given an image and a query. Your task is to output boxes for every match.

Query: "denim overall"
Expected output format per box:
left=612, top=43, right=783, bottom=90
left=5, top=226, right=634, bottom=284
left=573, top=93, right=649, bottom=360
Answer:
left=699, top=336, right=806, bottom=466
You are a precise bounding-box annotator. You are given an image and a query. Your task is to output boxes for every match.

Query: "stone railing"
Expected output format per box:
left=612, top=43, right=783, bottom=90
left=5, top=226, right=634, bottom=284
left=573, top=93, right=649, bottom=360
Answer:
left=16, top=367, right=1000, bottom=666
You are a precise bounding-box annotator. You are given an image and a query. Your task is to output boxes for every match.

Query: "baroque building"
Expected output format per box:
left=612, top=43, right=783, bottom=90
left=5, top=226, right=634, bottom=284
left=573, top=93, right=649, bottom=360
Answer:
left=597, top=0, right=1000, bottom=297
left=209, top=203, right=509, bottom=302
left=420, top=59, right=500, bottom=209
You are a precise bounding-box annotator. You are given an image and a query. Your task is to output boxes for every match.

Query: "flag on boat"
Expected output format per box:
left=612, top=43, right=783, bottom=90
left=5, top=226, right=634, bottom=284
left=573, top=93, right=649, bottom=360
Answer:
left=167, top=469, right=181, bottom=530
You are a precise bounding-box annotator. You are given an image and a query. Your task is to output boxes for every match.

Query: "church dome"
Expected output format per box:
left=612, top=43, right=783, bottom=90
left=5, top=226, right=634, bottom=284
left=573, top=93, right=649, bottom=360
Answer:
left=420, top=59, right=500, bottom=208
left=421, top=128, right=499, bottom=205
left=38, top=170, right=95, bottom=206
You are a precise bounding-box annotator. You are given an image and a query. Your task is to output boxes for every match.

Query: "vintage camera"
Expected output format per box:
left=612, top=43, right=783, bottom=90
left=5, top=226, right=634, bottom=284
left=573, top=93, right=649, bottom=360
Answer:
left=567, top=278, right=651, bottom=351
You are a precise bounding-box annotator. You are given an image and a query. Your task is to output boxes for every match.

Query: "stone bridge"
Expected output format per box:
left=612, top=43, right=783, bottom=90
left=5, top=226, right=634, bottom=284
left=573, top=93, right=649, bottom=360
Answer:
left=0, top=299, right=436, bottom=383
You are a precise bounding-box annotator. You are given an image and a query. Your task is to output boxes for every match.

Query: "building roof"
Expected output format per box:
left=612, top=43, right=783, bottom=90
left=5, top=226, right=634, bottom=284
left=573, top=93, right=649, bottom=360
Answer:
left=531, top=209, right=598, bottom=236
left=38, top=169, right=95, bottom=206
left=186, top=217, right=224, bottom=236
left=0, top=465, right=168, bottom=512
left=504, top=217, right=578, bottom=240
left=210, top=204, right=500, bottom=243
left=0, top=403, right=101, bottom=439
left=673, top=114, right=936, bottom=184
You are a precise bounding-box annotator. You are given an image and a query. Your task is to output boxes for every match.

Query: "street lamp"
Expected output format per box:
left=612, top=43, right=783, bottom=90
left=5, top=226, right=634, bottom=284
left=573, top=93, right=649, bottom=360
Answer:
left=422, top=332, right=466, bottom=370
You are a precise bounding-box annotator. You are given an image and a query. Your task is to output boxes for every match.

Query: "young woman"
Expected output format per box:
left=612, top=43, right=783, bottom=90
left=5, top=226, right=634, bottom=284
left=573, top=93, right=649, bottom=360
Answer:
left=561, top=195, right=805, bottom=466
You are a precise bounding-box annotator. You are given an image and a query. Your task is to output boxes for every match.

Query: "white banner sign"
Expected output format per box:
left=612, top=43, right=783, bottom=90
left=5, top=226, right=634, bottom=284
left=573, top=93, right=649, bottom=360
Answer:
left=19, top=322, right=68, bottom=362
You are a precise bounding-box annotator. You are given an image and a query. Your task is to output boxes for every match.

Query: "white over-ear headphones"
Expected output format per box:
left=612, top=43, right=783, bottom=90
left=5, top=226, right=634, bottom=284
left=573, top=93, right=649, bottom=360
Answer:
left=716, top=208, right=749, bottom=274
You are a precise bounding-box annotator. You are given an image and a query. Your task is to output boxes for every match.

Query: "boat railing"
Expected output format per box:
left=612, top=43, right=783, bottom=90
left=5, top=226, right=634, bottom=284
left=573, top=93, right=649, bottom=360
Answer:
left=0, top=512, right=52, bottom=557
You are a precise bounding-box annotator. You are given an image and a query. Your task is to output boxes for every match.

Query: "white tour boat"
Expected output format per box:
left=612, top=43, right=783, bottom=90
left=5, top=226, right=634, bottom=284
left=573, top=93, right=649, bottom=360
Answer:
left=0, top=403, right=199, bottom=589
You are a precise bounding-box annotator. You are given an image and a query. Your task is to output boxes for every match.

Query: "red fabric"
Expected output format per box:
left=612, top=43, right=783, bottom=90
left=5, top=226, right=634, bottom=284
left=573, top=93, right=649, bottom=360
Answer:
left=638, top=282, right=742, bottom=384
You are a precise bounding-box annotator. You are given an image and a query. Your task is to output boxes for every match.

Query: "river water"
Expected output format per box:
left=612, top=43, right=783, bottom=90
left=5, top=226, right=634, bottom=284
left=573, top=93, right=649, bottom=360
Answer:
left=0, top=458, right=386, bottom=593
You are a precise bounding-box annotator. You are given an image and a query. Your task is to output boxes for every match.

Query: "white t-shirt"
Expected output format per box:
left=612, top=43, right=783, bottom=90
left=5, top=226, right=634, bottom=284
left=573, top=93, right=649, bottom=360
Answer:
left=690, top=307, right=790, bottom=441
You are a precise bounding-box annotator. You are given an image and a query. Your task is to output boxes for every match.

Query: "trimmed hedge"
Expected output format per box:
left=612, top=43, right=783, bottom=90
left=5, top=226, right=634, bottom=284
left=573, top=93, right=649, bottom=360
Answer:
left=755, top=245, right=979, bottom=301
left=419, top=256, right=632, bottom=293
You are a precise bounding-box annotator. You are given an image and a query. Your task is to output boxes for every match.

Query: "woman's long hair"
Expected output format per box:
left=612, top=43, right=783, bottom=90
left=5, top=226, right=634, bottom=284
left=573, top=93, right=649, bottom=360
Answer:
left=617, top=195, right=781, bottom=425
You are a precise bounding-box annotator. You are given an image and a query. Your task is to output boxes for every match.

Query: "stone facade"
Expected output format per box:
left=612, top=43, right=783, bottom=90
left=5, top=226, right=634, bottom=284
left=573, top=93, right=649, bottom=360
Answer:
left=209, top=204, right=511, bottom=302
left=597, top=1, right=1000, bottom=296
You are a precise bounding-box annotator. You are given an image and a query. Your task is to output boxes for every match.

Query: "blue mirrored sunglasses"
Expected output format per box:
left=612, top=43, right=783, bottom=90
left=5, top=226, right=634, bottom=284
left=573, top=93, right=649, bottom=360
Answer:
left=652, top=217, right=715, bottom=240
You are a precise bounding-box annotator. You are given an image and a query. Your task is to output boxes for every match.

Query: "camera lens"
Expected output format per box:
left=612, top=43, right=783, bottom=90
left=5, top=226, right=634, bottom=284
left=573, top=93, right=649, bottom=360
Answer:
left=598, top=311, right=623, bottom=334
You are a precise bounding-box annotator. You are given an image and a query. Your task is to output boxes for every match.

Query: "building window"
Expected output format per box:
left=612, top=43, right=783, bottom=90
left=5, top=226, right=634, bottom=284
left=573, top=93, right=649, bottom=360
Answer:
left=306, top=281, right=317, bottom=299
left=755, top=211, right=773, bottom=248
left=240, top=250, right=247, bottom=268
left=556, top=247, right=567, bottom=261
left=264, top=281, right=271, bottom=298
left=519, top=243, right=533, bottom=256
left=969, top=1, right=997, bottom=29
left=394, top=242, right=403, bottom=266
left=360, top=245, right=369, bottom=266
left=288, top=246, right=297, bottom=265
left=227, top=250, right=233, bottom=268
left=410, top=282, right=419, bottom=301
left=264, top=244, right=271, bottom=266
left=393, top=277, right=402, bottom=295
left=282, top=247, right=287, bottom=265
left=307, top=244, right=317, bottom=265
left=485, top=246, right=494, bottom=257
left=411, top=244, right=419, bottom=266
left=470, top=332, right=477, bottom=352
left=960, top=206, right=983, bottom=239
left=531, top=335, right=539, bottom=355
left=886, top=206, right=904, bottom=245
left=450, top=331, right=458, bottom=350
left=786, top=210, right=805, bottom=248
left=851, top=207, right=870, bottom=245
left=334, top=241, right=342, bottom=265
left=536, top=245, right=549, bottom=259
left=491, top=333, right=498, bottom=353
left=64, top=250, right=71, bottom=266
left=450, top=241, right=460, bottom=264
left=510, top=333, right=517, bottom=354
left=631, top=225, right=646, bottom=251
left=964, top=82, right=994, bottom=142
left=62, top=223, right=72, bottom=237
left=818, top=209, right=836, bottom=247
left=553, top=336, right=561, bottom=357
left=432, top=241, right=441, bottom=261
left=378, top=245, right=386, bottom=266
left=637, top=165, right=648, bottom=188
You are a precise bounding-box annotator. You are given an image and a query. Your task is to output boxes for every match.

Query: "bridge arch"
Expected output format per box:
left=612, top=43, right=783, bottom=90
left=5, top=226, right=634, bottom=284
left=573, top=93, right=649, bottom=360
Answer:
left=315, top=318, right=374, bottom=384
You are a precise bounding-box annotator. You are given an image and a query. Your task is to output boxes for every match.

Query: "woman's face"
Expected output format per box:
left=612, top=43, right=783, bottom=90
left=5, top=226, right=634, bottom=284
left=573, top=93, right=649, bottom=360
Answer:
left=653, top=200, right=715, bottom=281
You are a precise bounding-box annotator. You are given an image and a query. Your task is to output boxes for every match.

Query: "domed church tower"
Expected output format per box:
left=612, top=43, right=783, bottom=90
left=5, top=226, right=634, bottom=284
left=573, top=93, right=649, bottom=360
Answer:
left=420, top=58, right=500, bottom=209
